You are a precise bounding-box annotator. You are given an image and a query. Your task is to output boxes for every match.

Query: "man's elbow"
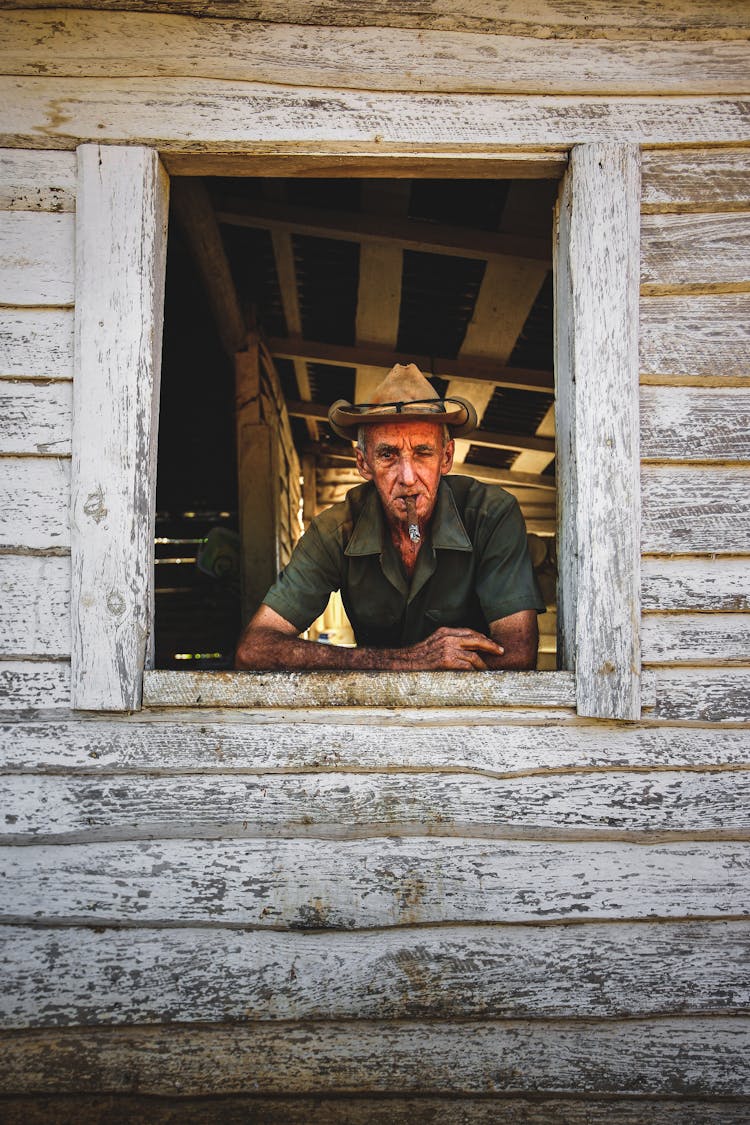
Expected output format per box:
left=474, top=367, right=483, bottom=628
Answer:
left=234, top=635, right=255, bottom=670
left=234, top=628, right=269, bottom=670
left=235, top=625, right=294, bottom=670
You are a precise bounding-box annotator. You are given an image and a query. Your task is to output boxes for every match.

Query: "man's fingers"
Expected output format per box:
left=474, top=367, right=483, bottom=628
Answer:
left=457, top=635, right=504, bottom=655
left=434, top=627, right=504, bottom=654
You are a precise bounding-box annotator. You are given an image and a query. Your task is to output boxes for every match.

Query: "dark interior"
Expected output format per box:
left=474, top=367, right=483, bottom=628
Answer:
left=155, top=177, right=557, bottom=669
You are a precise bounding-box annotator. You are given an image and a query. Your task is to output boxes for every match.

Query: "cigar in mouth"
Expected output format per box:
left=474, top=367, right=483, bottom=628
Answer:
left=404, top=496, right=421, bottom=543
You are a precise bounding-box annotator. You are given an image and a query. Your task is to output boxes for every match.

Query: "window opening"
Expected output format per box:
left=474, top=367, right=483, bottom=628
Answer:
left=155, top=176, right=558, bottom=671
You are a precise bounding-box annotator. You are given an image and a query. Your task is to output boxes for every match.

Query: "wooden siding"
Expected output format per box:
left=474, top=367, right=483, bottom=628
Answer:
left=3, top=921, right=748, bottom=1025
left=4, top=1, right=750, bottom=34
left=639, top=148, right=750, bottom=706
left=2, top=83, right=749, bottom=165
left=5, top=9, right=750, bottom=97
left=0, top=1018, right=748, bottom=1098
left=2, top=1096, right=750, bottom=1125
left=0, top=9, right=749, bottom=1116
left=0, top=149, right=74, bottom=711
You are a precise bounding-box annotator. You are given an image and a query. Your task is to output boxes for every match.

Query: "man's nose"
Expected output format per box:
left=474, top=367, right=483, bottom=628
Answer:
left=398, top=454, right=417, bottom=484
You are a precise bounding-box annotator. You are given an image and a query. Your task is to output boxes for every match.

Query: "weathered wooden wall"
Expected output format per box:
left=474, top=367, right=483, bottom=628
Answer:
left=639, top=151, right=750, bottom=722
left=0, top=2, right=749, bottom=1119
left=0, top=149, right=74, bottom=707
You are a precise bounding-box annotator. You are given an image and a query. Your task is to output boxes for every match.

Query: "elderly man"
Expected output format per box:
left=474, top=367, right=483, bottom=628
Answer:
left=235, top=363, right=546, bottom=671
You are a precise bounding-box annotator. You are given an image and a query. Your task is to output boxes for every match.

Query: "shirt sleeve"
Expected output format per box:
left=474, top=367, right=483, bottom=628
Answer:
left=262, top=519, right=344, bottom=633
left=474, top=495, right=547, bottom=622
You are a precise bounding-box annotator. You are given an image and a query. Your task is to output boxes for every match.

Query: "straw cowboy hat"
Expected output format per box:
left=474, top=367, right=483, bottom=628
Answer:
left=328, top=362, right=477, bottom=442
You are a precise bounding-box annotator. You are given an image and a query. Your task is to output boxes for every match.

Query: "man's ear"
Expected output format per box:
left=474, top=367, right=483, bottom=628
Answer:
left=355, top=445, right=373, bottom=481
left=441, top=437, right=455, bottom=475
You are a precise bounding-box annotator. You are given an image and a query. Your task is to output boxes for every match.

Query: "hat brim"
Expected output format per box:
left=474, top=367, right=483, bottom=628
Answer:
left=328, top=397, right=478, bottom=442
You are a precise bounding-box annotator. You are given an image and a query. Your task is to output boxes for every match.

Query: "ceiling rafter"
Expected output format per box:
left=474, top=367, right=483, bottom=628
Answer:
left=450, top=182, right=551, bottom=464
left=216, top=196, right=551, bottom=265
left=287, top=400, right=554, bottom=455
left=267, top=337, right=552, bottom=394
left=262, top=182, right=317, bottom=439
left=350, top=181, right=411, bottom=516
left=171, top=178, right=246, bottom=357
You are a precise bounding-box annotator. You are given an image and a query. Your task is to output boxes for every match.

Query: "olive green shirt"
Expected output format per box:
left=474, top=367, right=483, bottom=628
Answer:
left=263, top=475, right=546, bottom=647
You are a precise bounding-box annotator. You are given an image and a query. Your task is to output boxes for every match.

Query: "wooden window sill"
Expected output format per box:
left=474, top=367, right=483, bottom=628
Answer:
left=142, top=669, right=656, bottom=711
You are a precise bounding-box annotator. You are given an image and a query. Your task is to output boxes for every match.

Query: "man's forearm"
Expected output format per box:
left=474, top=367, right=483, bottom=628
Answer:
left=235, top=628, right=410, bottom=671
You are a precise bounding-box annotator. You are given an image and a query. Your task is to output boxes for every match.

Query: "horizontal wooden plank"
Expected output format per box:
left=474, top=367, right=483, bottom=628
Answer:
left=653, top=668, right=750, bottom=722
left=0, top=1018, right=747, bottom=1097
left=6, top=12, right=750, bottom=96
left=0, top=212, right=74, bottom=305
left=2, top=919, right=747, bottom=1028
left=3, top=837, right=747, bottom=926
left=641, top=466, right=750, bottom=553
left=642, top=612, right=750, bottom=665
left=0, top=555, right=70, bottom=658
left=170, top=152, right=567, bottom=179
left=0, top=379, right=72, bottom=455
left=3, top=716, right=748, bottom=776
left=3, top=1, right=750, bottom=35
left=0, top=308, right=74, bottom=379
left=298, top=410, right=552, bottom=456
left=143, top=670, right=578, bottom=710
left=642, top=556, right=750, bottom=611
left=642, top=148, right=750, bottom=212
left=640, top=211, right=750, bottom=294
left=0, top=661, right=70, bottom=712
left=0, top=457, right=70, bottom=550
left=2, top=1094, right=748, bottom=1125
left=0, top=149, right=76, bottom=212
left=2, top=82, right=750, bottom=152
left=272, top=339, right=553, bottom=392
left=5, top=768, right=748, bottom=844
left=640, top=385, right=750, bottom=460
left=640, top=293, right=750, bottom=381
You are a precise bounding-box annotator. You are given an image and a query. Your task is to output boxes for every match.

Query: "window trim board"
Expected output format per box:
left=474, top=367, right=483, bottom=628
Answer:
left=70, top=144, right=169, bottom=711
left=142, top=668, right=656, bottom=711
left=554, top=143, right=642, bottom=721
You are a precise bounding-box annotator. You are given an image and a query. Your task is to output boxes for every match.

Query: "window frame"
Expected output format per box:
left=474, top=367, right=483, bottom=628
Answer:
left=70, top=142, right=646, bottom=720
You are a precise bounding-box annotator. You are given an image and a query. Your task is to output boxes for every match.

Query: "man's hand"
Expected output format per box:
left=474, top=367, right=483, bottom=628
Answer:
left=235, top=606, right=538, bottom=672
left=397, top=627, right=503, bottom=671
left=235, top=608, right=506, bottom=672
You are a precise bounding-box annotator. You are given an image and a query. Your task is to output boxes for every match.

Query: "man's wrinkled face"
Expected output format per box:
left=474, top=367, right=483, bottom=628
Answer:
left=355, top=420, right=454, bottom=531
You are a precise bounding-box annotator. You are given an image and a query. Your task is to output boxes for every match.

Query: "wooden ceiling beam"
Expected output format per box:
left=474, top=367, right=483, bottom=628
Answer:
left=170, top=178, right=246, bottom=357
left=288, top=401, right=553, bottom=454
left=262, top=182, right=317, bottom=439
left=469, top=428, right=555, bottom=455
left=354, top=180, right=410, bottom=433
left=216, top=197, right=551, bottom=265
left=450, top=461, right=556, bottom=493
left=512, top=400, right=557, bottom=474
left=267, top=337, right=552, bottom=393
left=450, top=182, right=551, bottom=463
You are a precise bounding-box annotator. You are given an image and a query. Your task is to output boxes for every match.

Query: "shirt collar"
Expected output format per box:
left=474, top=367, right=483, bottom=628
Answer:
left=344, top=478, right=473, bottom=557
left=344, top=484, right=385, bottom=556
left=431, top=478, right=473, bottom=551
